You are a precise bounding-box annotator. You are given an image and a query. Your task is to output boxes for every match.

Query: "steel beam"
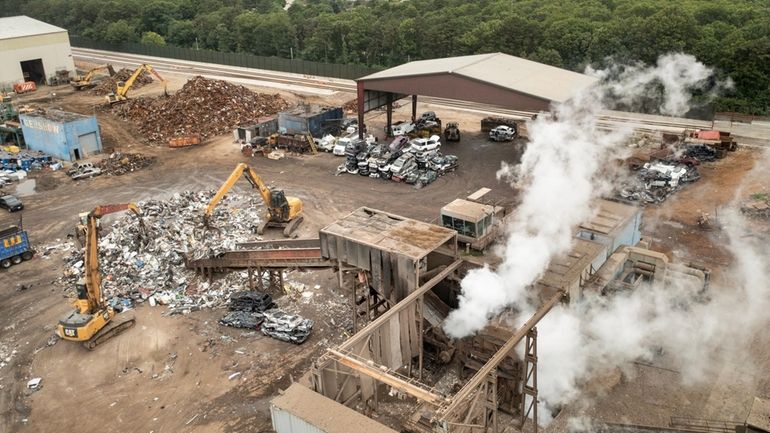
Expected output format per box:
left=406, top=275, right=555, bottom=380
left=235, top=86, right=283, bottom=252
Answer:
left=438, top=291, right=566, bottom=418
left=328, top=348, right=447, bottom=406
left=339, top=259, right=464, bottom=351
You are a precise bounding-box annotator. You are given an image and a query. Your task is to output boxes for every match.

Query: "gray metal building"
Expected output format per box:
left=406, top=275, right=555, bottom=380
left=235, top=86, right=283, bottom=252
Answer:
left=0, top=16, right=75, bottom=87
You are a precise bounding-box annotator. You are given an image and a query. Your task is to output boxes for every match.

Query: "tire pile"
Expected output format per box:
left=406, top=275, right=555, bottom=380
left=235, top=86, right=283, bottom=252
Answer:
left=110, top=76, right=290, bottom=143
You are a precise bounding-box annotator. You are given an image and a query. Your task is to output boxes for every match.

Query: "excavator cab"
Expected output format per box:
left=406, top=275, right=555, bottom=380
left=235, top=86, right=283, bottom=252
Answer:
left=269, top=189, right=291, bottom=221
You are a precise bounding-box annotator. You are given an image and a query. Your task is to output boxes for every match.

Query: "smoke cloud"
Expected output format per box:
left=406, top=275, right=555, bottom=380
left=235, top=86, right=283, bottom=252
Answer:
left=444, top=53, right=716, bottom=339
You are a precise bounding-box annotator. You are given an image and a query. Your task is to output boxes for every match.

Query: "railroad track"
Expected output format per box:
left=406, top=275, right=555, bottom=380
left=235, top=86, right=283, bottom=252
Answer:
left=70, top=47, right=729, bottom=136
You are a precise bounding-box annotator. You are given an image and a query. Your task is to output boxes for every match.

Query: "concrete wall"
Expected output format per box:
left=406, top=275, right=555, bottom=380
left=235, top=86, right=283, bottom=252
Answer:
left=0, top=32, right=74, bottom=85
left=19, top=114, right=102, bottom=161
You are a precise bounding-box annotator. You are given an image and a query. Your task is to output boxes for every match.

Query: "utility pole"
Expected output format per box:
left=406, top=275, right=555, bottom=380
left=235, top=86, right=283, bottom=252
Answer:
left=290, top=47, right=294, bottom=60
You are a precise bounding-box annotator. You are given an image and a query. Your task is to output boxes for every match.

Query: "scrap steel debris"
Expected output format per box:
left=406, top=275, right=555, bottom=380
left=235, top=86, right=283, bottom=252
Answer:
left=62, top=191, right=264, bottom=310
left=261, top=310, right=314, bottom=344
left=220, top=311, right=264, bottom=329
left=619, top=161, right=700, bottom=204
left=229, top=291, right=275, bottom=312
left=90, top=68, right=154, bottom=95
left=96, top=152, right=156, bottom=176
left=111, top=76, right=290, bottom=143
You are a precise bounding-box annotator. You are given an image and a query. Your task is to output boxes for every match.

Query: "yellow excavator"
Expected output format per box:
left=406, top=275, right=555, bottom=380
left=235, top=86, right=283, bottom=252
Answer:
left=105, top=63, right=166, bottom=104
left=57, top=203, right=145, bottom=350
left=70, top=64, right=116, bottom=90
left=204, top=163, right=304, bottom=237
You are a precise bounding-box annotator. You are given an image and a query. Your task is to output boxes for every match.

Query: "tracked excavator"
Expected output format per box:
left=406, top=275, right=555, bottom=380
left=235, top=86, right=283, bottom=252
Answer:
left=106, top=63, right=166, bottom=104
left=204, top=163, right=304, bottom=237
left=57, top=204, right=145, bottom=350
left=70, top=64, right=116, bottom=90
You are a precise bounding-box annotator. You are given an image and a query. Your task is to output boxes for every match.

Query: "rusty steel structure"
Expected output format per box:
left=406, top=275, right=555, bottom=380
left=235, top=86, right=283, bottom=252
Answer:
left=311, top=281, right=566, bottom=433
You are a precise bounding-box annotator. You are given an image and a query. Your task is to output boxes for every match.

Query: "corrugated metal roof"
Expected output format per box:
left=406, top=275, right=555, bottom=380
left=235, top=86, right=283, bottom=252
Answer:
left=359, top=53, right=597, bottom=103
left=580, top=199, right=639, bottom=236
left=747, top=397, right=770, bottom=433
left=321, top=207, right=456, bottom=260
left=442, top=198, right=495, bottom=222
left=538, top=238, right=606, bottom=290
left=271, top=383, right=399, bottom=433
left=0, top=16, right=67, bottom=40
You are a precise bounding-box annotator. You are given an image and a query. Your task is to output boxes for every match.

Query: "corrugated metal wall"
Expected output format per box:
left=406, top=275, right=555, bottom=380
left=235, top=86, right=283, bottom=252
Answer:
left=271, top=407, right=327, bottom=433
left=20, top=113, right=102, bottom=161
left=320, top=232, right=416, bottom=303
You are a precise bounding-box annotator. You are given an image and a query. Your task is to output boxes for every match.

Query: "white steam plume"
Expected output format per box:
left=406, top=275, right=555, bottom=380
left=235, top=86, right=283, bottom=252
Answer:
left=444, top=53, right=716, bottom=338
left=537, top=184, right=770, bottom=420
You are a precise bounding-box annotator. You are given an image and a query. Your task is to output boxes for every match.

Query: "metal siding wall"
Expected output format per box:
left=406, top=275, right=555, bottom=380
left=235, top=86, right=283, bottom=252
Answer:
left=612, top=212, right=642, bottom=254
left=271, top=407, right=327, bottom=433
left=19, top=115, right=70, bottom=160
left=278, top=113, right=308, bottom=134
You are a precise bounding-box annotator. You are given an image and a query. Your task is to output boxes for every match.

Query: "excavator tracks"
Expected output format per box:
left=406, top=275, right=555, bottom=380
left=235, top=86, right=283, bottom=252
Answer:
left=83, top=318, right=136, bottom=350
left=283, top=216, right=304, bottom=237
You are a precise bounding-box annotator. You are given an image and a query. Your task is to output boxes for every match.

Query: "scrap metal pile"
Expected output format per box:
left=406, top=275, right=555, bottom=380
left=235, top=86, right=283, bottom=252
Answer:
left=618, top=137, right=727, bottom=204
left=219, top=291, right=314, bottom=344
left=90, top=68, right=153, bottom=95
left=619, top=161, right=700, bottom=204
left=96, top=152, right=156, bottom=176
left=62, top=191, right=265, bottom=311
left=111, top=76, right=290, bottom=143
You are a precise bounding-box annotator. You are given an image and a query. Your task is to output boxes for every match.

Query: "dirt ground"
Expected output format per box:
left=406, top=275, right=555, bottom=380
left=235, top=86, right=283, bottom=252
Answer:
left=0, top=76, right=767, bottom=433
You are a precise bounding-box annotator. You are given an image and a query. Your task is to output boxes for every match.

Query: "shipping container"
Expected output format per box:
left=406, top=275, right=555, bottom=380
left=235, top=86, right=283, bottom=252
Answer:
left=278, top=106, right=343, bottom=138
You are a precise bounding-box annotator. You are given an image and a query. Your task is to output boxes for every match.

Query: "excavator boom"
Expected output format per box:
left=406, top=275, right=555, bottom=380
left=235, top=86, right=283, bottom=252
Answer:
left=204, top=163, right=273, bottom=224
left=204, top=163, right=304, bottom=237
left=70, top=64, right=115, bottom=90
left=106, top=63, right=166, bottom=104
left=58, top=202, right=144, bottom=346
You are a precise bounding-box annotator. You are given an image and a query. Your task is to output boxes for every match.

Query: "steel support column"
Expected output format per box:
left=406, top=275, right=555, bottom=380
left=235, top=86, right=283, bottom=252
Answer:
left=357, top=81, right=366, bottom=139
left=520, top=327, right=538, bottom=432
left=411, top=94, right=417, bottom=122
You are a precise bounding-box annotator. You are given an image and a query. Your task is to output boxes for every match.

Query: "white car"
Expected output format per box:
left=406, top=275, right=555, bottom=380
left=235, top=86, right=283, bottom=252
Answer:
left=489, top=125, right=516, bottom=141
left=409, top=135, right=441, bottom=154
left=390, top=153, right=417, bottom=178
left=391, top=121, right=415, bottom=136
left=333, top=137, right=351, bottom=156
left=316, top=134, right=336, bottom=152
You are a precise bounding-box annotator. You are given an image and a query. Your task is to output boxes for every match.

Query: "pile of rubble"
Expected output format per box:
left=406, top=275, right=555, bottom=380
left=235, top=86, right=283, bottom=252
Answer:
left=62, top=191, right=265, bottom=310
left=619, top=161, right=700, bottom=204
left=111, top=76, right=290, bottom=143
left=90, top=68, right=154, bottom=95
left=218, top=290, right=314, bottom=343
left=96, top=152, right=156, bottom=176
left=742, top=194, right=770, bottom=219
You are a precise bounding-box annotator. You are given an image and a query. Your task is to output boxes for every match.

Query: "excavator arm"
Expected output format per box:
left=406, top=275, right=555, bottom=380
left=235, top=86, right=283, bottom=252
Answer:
left=81, top=203, right=145, bottom=313
left=204, top=163, right=272, bottom=225
left=108, top=63, right=167, bottom=103
left=71, top=64, right=116, bottom=90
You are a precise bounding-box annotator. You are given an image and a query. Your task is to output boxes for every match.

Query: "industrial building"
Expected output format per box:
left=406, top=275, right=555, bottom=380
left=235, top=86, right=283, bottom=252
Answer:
left=354, top=52, right=597, bottom=138
left=19, top=109, right=102, bottom=161
left=0, top=16, right=74, bottom=87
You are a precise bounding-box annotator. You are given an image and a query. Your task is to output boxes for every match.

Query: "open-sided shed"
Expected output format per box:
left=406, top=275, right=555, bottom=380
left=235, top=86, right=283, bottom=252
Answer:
left=355, top=52, right=598, bottom=137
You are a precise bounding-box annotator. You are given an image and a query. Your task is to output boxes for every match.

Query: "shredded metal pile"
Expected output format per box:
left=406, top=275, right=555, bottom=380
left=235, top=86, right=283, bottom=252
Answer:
left=261, top=310, right=314, bottom=344
left=90, top=68, right=154, bottom=95
left=220, top=311, right=264, bottom=329
left=110, top=76, right=290, bottom=143
left=62, top=190, right=264, bottom=311
left=96, top=152, right=156, bottom=176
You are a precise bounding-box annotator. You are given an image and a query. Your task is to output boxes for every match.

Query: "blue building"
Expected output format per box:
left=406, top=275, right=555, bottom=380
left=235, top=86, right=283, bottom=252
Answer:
left=19, top=109, right=102, bottom=161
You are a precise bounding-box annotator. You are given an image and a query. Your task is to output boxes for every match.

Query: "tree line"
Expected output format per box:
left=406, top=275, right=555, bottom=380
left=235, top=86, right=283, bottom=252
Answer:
left=2, top=0, right=768, bottom=114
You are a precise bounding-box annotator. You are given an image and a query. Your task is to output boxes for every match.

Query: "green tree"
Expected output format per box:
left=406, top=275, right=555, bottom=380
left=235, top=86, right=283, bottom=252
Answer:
left=104, top=19, right=137, bottom=44
left=141, top=31, right=166, bottom=46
